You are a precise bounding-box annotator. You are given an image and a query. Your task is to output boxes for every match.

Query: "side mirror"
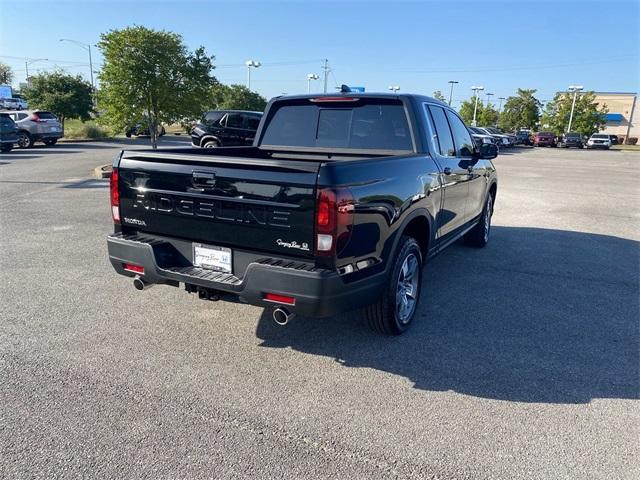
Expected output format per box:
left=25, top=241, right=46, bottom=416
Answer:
left=479, top=143, right=498, bottom=159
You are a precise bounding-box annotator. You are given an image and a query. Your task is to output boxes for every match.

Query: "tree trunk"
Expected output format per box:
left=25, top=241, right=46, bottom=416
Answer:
left=149, top=116, right=157, bottom=149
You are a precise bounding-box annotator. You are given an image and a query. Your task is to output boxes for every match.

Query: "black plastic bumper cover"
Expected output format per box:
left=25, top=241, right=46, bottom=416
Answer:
left=107, top=234, right=385, bottom=317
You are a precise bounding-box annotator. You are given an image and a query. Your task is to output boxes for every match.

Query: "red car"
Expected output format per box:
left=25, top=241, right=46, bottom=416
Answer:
left=533, top=132, right=557, bottom=147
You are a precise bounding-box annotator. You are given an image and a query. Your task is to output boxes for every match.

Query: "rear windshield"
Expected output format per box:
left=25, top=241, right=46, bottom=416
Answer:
left=35, top=111, right=56, bottom=119
left=203, top=111, right=225, bottom=123
left=565, top=133, right=581, bottom=138
left=538, top=132, right=554, bottom=136
left=591, top=134, right=608, bottom=139
left=260, top=99, right=413, bottom=151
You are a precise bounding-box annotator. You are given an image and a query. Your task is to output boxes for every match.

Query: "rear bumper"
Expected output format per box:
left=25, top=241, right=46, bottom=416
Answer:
left=107, top=233, right=385, bottom=317
left=36, top=132, right=63, bottom=140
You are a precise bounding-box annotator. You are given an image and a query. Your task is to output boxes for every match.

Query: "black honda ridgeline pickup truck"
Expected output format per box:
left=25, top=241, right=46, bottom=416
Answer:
left=107, top=93, right=498, bottom=335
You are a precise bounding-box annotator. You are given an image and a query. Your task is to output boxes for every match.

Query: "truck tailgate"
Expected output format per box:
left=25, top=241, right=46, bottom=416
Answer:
left=117, top=150, right=320, bottom=259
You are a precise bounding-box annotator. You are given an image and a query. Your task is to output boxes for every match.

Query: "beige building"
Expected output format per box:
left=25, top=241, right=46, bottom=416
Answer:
left=594, top=92, right=638, bottom=141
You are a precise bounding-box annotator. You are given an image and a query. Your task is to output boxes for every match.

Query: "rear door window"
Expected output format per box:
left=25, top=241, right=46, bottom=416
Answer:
left=245, top=115, right=261, bottom=131
left=427, top=105, right=455, bottom=157
left=226, top=113, right=244, bottom=129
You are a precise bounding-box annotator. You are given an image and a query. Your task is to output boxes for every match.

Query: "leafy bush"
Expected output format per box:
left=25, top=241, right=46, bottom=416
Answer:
left=626, top=137, right=638, bottom=145
left=65, top=122, right=113, bottom=139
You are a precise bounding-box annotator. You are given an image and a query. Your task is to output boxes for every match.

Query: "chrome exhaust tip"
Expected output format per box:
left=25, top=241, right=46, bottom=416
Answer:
left=133, top=276, right=152, bottom=291
left=272, top=307, right=294, bottom=326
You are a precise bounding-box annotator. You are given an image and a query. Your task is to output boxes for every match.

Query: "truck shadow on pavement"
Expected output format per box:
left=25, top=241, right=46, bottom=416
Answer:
left=255, top=226, right=639, bottom=404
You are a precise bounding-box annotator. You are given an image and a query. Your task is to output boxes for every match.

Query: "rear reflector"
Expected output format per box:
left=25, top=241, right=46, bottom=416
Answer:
left=264, top=293, right=296, bottom=305
left=124, top=263, right=144, bottom=274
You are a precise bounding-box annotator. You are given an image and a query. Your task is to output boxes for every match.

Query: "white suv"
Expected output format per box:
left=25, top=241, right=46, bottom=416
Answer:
left=586, top=134, right=612, bottom=150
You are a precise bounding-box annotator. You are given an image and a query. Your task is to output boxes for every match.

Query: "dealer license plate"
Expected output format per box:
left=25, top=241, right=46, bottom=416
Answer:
left=193, top=244, right=232, bottom=273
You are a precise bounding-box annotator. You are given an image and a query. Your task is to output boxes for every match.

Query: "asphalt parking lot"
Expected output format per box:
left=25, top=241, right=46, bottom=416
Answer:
left=1, top=140, right=638, bottom=479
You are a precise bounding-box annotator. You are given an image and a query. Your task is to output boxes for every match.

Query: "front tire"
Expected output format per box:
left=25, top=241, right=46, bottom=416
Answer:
left=465, top=193, right=493, bottom=248
left=365, top=236, right=423, bottom=335
left=202, top=140, right=220, bottom=148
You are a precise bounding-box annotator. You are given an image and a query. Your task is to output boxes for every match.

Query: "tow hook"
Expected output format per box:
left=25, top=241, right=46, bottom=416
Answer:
left=198, top=287, right=220, bottom=301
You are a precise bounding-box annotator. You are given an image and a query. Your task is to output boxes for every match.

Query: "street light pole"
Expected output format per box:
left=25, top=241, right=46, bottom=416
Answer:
left=567, top=85, right=583, bottom=132
left=447, top=80, right=458, bottom=106
left=485, top=92, right=494, bottom=106
left=388, top=85, right=400, bottom=93
left=307, top=73, right=319, bottom=93
left=59, top=39, right=95, bottom=107
left=24, top=58, right=48, bottom=86
left=497, top=96, right=506, bottom=127
left=245, top=60, right=261, bottom=90
left=471, top=86, right=484, bottom=126
left=59, top=39, right=94, bottom=92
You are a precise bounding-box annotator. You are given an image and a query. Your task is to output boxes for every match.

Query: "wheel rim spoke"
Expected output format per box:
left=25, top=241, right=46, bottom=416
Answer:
left=396, top=253, right=419, bottom=324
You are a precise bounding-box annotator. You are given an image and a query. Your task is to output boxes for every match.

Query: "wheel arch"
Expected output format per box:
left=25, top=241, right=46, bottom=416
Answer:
left=199, top=135, right=221, bottom=147
left=394, top=209, right=434, bottom=261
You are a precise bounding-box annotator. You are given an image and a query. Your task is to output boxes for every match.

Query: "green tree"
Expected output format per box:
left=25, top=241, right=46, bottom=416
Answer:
left=498, top=89, right=541, bottom=131
left=541, top=91, right=608, bottom=137
left=210, top=84, right=267, bottom=111
left=22, top=71, right=93, bottom=127
left=458, top=96, right=485, bottom=125
left=478, top=102, right=498, bottom=127
left=98, top=26, right=216, bottom=148
left=432, top=90, right=446, bottom=102
left=0, top=62, right=13, bottom=85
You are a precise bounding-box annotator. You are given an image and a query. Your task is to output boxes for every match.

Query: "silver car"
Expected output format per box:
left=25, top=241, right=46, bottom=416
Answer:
left=1, top=98, right=20, bottom=109
left=3, top=110, right=64, bottom=148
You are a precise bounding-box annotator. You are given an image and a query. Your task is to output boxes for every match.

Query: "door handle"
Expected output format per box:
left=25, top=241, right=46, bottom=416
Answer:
left=443, top=167, right=452, bottom=175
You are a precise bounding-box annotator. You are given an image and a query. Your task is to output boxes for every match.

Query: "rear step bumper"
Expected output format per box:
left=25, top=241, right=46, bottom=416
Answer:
left=107, top=233, right=385, bottom=317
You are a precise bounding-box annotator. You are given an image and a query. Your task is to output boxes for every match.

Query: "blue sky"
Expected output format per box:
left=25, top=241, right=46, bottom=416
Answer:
left=1, top=0, right=638, bottom=106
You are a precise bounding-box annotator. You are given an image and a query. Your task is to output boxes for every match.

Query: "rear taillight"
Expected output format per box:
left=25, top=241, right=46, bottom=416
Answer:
left=315, top=188, right=354, bottom=256
left=110, top=167, right=120, bottom=223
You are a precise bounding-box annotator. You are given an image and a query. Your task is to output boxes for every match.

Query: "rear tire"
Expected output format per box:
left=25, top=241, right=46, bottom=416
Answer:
left=202, top=140, right=219, bottom=148
left=17, top=131, right=33, bottom=148
left=364, top=236, right=423, bottom=335
left=464, top=193, right=493, bottom=248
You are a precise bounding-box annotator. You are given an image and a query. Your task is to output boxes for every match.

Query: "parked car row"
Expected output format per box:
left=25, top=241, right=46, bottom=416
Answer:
left=0, top=110, right=64, bottom=149
left=530, top=131, right=618, bottom=149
